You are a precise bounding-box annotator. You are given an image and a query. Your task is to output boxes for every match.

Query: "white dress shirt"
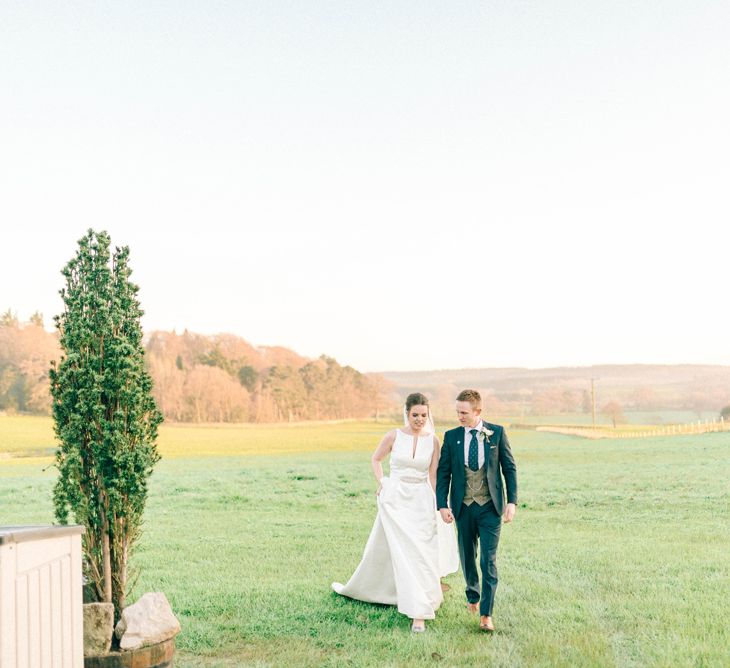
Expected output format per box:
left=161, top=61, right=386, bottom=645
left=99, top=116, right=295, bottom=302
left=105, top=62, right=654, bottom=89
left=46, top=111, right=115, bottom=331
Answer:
left=463, top=419, right=485, bottom=469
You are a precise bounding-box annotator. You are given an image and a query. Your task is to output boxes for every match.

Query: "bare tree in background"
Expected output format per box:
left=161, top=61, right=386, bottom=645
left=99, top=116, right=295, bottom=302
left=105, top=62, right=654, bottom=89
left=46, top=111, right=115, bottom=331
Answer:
left=602, top=401, right=625, bottom=428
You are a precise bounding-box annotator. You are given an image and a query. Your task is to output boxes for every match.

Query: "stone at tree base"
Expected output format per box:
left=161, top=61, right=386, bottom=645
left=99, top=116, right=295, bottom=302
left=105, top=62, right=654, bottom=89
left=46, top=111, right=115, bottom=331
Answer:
left=114, top=592, right=181, bottom=651
left=83, top=602, right=115, bottom=656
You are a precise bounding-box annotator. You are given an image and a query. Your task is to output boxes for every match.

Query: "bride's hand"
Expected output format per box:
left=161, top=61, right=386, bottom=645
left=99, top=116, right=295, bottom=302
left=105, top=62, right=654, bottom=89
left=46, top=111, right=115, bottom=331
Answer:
left=439, top=508, right=454, bottom=524
left=376, top=482, right=383, bottom=496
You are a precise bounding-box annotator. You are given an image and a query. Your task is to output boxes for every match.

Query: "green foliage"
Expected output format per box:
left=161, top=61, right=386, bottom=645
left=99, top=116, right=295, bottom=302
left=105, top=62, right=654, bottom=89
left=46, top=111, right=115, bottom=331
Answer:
left=261, top=355, right=377, bottom=422
left=264, top=365, right=308, bottom=420
left=0, top=309, right=18, bottom=327
left=0, top=366, right=24, bottom=412
left=721, top=405, right=730, bottom=421
left=50, top=230, right=163, bottom=616
left=237, top=364, right=257, bottom=391
left=198, top=345, right=237, bottom=375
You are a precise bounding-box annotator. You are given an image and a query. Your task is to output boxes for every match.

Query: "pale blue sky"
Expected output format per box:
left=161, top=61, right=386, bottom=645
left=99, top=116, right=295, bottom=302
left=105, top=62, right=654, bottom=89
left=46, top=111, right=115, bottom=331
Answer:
left=2, top=1, right=729, bottom=371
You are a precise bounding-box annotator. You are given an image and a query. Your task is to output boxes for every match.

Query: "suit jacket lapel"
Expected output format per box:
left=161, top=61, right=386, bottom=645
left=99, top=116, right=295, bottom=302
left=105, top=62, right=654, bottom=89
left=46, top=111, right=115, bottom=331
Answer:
left=454, top=427, right=465, bottom=468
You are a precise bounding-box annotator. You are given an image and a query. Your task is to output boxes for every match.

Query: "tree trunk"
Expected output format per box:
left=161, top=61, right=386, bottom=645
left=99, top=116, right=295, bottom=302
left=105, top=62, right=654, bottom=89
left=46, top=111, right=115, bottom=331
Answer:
left=101, top=522, right=112, bottom=603
left=118, top=531, right=127, bottom=612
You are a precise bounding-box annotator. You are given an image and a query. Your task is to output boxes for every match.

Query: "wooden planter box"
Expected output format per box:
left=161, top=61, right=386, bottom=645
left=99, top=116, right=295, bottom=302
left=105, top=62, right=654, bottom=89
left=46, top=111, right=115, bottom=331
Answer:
left=84, top=638, right=175, bottom=668
left=0, top=525, right=85, bottom=668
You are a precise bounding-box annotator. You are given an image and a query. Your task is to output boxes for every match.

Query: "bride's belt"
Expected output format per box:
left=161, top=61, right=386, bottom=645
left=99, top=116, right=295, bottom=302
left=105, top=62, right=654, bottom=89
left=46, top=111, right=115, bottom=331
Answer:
left=393, top=475, right=428, bottom=484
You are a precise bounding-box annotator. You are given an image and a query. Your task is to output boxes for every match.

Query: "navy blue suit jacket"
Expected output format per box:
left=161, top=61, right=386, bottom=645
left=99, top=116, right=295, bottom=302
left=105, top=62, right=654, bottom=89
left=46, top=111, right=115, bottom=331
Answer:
left=436, top=423, right=518, bottom=520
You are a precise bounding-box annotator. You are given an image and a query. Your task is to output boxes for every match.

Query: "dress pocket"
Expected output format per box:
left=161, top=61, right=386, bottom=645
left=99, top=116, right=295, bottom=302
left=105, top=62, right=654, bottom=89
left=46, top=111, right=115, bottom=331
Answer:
left=377, top=476, right=390, bottom=503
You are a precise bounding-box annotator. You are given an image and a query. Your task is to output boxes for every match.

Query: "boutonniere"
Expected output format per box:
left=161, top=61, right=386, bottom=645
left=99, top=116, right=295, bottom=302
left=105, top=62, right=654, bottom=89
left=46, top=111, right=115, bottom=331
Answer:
left=479, top=427, right=494, bottom=444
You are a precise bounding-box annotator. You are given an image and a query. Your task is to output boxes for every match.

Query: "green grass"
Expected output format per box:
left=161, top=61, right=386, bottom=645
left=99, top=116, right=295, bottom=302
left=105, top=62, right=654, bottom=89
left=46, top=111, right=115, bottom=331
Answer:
left=1, top=417, right=729, bottom=667
left=510, top=410, right=720, bottom=427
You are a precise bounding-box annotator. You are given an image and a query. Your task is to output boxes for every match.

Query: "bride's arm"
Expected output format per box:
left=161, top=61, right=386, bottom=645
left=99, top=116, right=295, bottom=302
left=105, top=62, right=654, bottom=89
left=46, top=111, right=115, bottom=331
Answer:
left=371, top=430, right=396, bottom=495
left=429, top=435, right=441, bottom=491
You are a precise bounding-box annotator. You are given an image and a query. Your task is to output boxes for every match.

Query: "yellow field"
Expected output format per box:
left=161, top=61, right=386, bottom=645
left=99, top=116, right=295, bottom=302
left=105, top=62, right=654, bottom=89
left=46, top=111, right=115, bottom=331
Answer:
left=0, top=415, right=396, bottom=461
left=0, top=413, right=700, bottom=465
left=2, top=409, right=708, bottom=466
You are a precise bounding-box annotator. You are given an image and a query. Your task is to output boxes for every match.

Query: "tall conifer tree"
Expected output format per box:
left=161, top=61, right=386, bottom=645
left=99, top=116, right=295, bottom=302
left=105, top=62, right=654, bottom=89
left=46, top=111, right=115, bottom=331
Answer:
left=50, top=230, right=163, bottom=616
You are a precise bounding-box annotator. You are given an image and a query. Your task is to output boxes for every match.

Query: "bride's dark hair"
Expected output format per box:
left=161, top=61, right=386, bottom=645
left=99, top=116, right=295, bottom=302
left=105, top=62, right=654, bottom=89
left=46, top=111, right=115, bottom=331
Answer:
left=405, top=392, right=429, bottom=412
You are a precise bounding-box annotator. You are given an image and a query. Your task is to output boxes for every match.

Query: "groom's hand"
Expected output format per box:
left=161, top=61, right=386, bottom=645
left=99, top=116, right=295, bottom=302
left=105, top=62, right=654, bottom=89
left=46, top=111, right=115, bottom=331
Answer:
left=439, top=508, right=454, bottom=524
left=503, top=503, right=516, bottom=524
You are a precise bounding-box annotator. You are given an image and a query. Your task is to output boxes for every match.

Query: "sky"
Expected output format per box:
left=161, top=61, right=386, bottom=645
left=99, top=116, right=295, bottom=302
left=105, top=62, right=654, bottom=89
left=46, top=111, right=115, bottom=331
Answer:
left=2, top=1, right=729, bottom=372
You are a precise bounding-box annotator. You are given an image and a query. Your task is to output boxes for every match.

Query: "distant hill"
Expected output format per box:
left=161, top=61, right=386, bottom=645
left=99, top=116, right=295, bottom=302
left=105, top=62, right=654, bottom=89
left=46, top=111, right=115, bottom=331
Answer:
left=0, top=317, right=391, bottom=423
left=381, top=364, right=730, bottom=417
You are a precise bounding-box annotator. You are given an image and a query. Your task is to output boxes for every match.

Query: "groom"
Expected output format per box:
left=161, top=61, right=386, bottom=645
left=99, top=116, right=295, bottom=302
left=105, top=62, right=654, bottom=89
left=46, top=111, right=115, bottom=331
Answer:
left=436, top=389, right=518, bottom=632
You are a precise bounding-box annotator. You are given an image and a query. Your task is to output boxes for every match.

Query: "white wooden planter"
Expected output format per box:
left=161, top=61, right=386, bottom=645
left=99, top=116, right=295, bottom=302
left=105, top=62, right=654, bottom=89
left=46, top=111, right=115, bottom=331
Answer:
left=0, top=525, right=84, bottom=668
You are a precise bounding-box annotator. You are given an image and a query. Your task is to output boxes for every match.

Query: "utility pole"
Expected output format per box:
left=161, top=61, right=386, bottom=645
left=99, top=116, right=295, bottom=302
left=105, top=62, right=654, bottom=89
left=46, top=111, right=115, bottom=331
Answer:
left=591, top=378, right=597, bottom=427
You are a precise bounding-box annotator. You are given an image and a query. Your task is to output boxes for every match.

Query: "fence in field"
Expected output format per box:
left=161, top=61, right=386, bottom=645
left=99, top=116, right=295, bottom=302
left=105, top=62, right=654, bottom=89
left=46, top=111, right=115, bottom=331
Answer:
left=534, top=417, right=730, bottom=440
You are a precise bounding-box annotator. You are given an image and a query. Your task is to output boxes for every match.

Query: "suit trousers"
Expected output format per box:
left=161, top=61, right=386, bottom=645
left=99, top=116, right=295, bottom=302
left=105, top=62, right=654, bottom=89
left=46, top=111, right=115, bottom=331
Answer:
left=456, top=499, right=502, bottom=616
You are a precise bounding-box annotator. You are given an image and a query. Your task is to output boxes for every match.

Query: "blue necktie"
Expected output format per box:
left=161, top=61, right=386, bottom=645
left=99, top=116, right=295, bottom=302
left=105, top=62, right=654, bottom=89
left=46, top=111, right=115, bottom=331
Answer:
left=468, top=429, right=479, bottom=471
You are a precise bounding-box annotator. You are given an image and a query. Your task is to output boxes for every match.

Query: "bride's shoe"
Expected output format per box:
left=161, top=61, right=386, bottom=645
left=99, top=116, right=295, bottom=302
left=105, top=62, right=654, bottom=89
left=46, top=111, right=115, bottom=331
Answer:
left=411, top=620, right=426, bottom=633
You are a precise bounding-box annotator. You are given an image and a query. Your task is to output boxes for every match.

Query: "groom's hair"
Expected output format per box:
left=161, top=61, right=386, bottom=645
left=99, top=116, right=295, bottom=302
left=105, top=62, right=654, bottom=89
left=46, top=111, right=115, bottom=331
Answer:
left=456, top=389, right=481, bottom=409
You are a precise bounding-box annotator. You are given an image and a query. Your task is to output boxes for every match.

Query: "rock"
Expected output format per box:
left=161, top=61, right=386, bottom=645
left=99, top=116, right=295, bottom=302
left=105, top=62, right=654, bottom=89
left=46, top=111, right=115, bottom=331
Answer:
left=114, top=592, right=181, bottom=651
left=83, top=602, right=115, bottom=657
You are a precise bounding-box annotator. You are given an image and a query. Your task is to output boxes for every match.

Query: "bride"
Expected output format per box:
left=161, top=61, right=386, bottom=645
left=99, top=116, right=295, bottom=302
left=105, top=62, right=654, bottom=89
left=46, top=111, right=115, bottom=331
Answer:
left=332, top=392, right=459, bottom=632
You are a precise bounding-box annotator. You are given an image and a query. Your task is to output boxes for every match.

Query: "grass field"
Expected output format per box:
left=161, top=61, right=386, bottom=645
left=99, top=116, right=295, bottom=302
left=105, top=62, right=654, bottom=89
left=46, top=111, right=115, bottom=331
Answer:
left=1, top=416, right=729, bottom=667
left=507, top=411, right=720, bottom=427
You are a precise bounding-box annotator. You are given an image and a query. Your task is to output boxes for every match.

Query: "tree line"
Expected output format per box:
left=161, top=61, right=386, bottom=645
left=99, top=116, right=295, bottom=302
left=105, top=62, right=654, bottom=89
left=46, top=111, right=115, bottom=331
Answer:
left=145, top=330, right=392, bottom=422
left=0, top=312, right=393, bottom=422
left=0, top=310, right=56, bottom=413
left=3, top=310, right=729, bottom=423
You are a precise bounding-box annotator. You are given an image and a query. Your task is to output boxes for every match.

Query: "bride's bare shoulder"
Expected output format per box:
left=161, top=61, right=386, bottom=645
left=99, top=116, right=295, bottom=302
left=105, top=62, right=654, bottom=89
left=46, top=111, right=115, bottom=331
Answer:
left=382, top=429, right=399, bottom=443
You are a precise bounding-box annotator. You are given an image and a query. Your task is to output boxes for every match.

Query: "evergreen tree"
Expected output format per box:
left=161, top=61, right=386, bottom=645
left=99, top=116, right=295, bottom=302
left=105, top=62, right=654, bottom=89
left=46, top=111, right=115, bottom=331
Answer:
left=237, top=365, right=257, bottom=392
left=50, top=230, right=163, bottom=618
left=1, top=309, right=18, bottom=327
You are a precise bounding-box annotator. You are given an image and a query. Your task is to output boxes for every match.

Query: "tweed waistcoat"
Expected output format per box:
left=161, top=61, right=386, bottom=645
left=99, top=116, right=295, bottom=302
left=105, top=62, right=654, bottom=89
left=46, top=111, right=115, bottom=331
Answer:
left=463, top=465, right=491, bottom=506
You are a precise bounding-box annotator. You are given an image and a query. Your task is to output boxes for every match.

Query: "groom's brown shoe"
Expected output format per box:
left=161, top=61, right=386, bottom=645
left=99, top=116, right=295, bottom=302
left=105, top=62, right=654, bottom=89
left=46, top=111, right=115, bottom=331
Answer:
left=480, top=616, right=495, bottom=632
left=466, top=602, right=479, bottom=614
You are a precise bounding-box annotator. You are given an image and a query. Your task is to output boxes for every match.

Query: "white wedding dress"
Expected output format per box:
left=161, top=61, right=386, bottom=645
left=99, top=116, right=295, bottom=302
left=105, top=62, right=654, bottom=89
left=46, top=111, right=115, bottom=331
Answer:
left=332, top=429, right=459, bottom=620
